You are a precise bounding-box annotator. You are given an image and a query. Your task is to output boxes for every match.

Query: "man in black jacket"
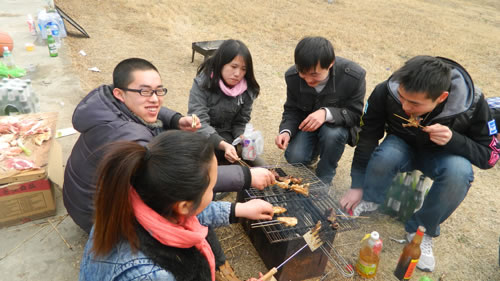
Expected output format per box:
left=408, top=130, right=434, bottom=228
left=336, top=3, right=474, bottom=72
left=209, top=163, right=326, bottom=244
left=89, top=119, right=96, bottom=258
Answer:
left=275, top=36, right=366, bottom=185
left=340, top=56, right=499, bottom=272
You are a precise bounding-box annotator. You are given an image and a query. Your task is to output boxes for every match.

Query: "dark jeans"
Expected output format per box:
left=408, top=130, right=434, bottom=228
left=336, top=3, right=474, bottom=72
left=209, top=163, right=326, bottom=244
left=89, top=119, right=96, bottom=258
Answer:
left=355, top=134, right=474, bottom=237
left=285, top=125, right=348, bottom=185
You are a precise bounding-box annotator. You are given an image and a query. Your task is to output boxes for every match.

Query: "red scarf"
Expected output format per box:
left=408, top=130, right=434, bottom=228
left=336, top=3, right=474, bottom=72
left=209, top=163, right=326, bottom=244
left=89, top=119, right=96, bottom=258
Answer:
left=129, top=187, right=215, bottom=281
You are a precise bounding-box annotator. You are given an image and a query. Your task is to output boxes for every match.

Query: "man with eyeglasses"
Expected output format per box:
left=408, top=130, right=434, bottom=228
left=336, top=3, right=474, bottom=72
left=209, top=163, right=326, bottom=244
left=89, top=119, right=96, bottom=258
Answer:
left=340, top=56, right=499, bottom=272
left=63, top=58, right=274, bottom=234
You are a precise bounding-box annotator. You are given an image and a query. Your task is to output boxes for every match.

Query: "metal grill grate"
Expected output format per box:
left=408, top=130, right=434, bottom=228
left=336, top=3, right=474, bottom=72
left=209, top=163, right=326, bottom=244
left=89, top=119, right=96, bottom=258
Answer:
left=244, top=163, right=358, bottom=243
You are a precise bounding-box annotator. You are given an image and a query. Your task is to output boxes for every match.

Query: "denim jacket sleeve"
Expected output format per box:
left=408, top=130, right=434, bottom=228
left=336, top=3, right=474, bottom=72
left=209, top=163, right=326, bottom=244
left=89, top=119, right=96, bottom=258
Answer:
left=196, top=201, right=231, bottom=228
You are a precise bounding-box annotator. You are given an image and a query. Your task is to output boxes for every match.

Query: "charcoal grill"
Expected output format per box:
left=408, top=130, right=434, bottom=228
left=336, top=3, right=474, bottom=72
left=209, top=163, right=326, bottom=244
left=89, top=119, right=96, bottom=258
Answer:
left=238, top=163, right=358, bottom=280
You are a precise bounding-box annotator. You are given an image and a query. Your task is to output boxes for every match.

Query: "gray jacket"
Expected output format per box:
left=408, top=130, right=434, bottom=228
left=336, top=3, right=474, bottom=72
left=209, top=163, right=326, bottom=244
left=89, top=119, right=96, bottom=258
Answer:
left=187, top=73, right=257, bottom=146
left=63, top=85, right=251, bottom=233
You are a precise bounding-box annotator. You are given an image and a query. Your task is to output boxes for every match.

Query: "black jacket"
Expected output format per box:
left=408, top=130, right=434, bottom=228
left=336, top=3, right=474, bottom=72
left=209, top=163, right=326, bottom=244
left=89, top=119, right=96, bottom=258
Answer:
left=279, top=56, right=366, bottom=142
left=351, top=57, right=498, bottom=183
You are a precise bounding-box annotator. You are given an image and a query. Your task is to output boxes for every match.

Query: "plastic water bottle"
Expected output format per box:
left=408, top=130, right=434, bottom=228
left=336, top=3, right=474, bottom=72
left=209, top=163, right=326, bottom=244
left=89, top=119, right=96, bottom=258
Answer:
left=51, top=27, right=62, bottom=49
left=27, top=14, right=37, bottom=36
left=2, top=47, right=14, bottom=69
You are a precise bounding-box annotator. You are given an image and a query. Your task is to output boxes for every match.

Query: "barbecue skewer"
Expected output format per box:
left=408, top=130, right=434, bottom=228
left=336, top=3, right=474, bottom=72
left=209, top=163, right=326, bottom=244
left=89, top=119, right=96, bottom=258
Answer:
left=393, top=113, right=424, bottom=128
left=273, top=149, right=285, bottom=169
left=250, top=220, right=283, bottom=228
left=237, top=159, right=251, bottom=168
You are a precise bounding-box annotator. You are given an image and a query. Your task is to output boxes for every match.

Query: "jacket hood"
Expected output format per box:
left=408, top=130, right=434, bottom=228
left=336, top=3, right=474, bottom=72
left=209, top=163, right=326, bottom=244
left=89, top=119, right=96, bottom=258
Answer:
left=387, top=58, right=475, bottom=120
left=72, top=84, right=135, bottom=133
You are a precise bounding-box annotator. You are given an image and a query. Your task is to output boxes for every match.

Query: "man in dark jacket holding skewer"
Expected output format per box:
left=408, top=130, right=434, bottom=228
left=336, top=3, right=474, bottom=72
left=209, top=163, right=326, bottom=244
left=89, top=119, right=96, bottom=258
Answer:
left=340, top=56, right=499, bottom=272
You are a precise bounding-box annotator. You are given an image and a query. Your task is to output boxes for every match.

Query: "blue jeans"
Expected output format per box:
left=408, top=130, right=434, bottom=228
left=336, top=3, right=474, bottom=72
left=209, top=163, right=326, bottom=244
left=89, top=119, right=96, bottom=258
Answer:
left=358, top=134, right=474, bottom=237
left=285, top=125, right=348, bottom=184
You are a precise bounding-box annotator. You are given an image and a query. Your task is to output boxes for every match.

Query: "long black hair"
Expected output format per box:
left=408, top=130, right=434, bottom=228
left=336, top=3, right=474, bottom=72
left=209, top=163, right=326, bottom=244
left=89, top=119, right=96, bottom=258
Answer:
left=92, top=130, right=214, bottom=255
left=197, top=39, right=260, bottom=97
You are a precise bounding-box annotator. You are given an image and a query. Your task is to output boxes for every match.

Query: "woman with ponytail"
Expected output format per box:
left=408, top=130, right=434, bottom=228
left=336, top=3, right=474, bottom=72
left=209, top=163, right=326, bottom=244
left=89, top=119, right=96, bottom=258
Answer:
left=79, top=130, right=272, bottom=281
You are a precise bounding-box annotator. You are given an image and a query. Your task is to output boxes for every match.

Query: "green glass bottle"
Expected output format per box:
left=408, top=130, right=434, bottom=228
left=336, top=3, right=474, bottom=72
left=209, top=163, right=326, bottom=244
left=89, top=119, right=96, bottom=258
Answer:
left=47, top=27, right=58, bottom=57
left=396, top=173, right=413, bottom=221
left=382, top=173, right=402, bottom=216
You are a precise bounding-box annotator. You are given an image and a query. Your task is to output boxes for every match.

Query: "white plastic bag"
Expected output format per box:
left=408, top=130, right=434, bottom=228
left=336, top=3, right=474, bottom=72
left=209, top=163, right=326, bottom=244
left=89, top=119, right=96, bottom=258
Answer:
left=232, top=123, right=264, bottom=161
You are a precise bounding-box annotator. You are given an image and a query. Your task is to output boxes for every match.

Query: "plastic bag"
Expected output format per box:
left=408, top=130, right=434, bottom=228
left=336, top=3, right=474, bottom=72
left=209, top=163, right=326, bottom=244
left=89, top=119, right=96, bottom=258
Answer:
left=232, top=123, right=264, bottom=161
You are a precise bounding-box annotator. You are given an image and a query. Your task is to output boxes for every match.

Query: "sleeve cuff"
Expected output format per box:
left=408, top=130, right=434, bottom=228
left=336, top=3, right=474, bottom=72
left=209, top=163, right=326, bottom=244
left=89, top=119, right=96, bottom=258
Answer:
left=279, top=129, right=292, bottom=137
left=242, top=166, right=252, bottom=189
left=229, top=203, right=238, bottom=223
left=322, top=107, right=334, bottom=123
left=170, top=113, right=182, bottom=129
left=209, top=134, right=225, bottom=149
left=350, top=168, right=365, bottom=188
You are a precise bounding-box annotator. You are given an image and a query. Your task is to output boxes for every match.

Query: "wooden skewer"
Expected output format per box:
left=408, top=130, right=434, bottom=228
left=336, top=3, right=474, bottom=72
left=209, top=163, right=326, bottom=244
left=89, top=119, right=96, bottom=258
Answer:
left=0, top=224, right=48, bottom=261
left=237, top=159, right=251, bottom=168
left=274, top=149, right=285, bottom=169
left=335, top=214, right=370, bottom=219
left=393, top=113, right=424, bottom=128
left=48, top=217, right=73, bottom=250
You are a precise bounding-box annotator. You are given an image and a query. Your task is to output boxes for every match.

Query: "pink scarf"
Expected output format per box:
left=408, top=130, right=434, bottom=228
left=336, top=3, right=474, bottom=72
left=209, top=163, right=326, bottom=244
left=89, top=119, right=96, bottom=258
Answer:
left=219, top=78, right=247, bottom=97
left=129, top=187, right=215, bottom=281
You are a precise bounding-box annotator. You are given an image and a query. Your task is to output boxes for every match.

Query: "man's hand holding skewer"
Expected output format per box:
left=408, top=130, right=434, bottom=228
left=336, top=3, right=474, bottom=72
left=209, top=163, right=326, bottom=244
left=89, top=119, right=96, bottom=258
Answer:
left=422, top=123, right=453, bottom=146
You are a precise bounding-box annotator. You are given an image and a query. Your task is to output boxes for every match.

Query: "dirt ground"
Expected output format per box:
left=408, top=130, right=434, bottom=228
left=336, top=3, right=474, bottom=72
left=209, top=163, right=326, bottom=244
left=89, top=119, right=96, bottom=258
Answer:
left=56, top=0, right=500, bottom=280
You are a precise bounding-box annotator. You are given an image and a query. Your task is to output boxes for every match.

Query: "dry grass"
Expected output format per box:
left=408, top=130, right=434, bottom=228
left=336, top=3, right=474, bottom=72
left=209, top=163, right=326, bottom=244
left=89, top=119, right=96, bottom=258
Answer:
left=57, top=0, right=500, bottom=280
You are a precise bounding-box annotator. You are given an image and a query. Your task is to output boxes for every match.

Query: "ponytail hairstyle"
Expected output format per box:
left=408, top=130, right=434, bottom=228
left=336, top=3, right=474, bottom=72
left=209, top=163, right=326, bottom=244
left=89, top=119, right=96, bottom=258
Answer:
left=92, top=130, right=215, bottom=256
left=197, top=39, right=260, bottom=97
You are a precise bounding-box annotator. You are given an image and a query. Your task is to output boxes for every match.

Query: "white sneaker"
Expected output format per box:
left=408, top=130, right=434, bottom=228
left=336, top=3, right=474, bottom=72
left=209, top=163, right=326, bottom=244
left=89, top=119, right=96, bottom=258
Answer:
left=353, top=200, right=379, bottom=216
left=406, top=232, right=435, bottom=272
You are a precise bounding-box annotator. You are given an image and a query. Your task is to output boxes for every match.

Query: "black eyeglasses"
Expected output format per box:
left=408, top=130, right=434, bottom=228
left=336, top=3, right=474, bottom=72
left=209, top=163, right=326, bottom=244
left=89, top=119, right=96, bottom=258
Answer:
left=120, top=87, right=168, bottom=97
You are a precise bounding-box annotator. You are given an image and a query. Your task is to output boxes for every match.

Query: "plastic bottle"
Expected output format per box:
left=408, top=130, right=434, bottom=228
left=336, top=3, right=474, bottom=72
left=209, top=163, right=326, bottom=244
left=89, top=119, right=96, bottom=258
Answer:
left=27, top=14, right=37, bottom=35
left=47, top=28, right=58, bottom=57
left=355, top=231, right=383, bottom=278
left=394, top=225, right=425, bottom=280
left=51, top=27, right=62, bottom=49
left=2, top=47, right=15, bottom=69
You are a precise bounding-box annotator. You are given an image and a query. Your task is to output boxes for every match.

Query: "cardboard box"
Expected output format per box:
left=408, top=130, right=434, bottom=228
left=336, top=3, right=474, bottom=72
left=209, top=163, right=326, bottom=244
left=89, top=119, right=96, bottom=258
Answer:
left=0, top=140, right=63, bottom=228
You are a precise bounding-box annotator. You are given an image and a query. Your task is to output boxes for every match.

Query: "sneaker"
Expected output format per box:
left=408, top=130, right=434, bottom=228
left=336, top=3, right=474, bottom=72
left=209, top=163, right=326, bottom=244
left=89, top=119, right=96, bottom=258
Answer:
left=215, top=261, right=241, bottom=281
left=406, top=232, right=435, bottom=272
left=353, top=200, right=379, bottom=216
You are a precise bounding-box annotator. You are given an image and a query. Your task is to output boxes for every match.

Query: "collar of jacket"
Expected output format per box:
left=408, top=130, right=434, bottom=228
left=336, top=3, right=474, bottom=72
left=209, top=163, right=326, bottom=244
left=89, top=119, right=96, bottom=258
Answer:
left=298, top=64, right=336, bottom=96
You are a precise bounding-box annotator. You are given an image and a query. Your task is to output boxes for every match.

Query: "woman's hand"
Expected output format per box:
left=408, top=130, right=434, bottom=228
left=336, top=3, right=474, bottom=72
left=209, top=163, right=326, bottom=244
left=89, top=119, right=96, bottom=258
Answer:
left=235, top=199, right=273, bottom=220
left=220, top=141, right=240, bottom=163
